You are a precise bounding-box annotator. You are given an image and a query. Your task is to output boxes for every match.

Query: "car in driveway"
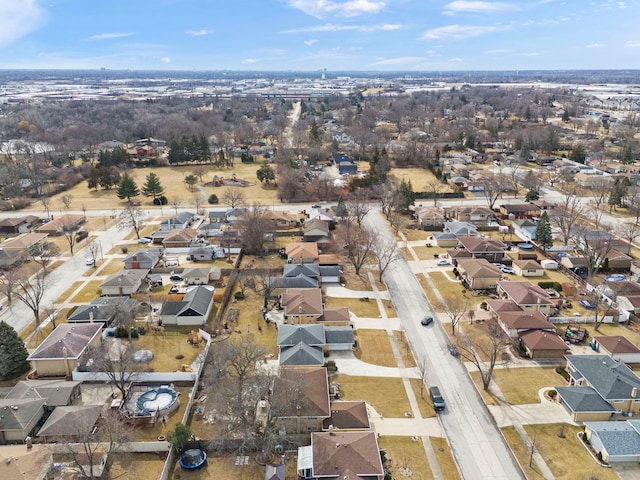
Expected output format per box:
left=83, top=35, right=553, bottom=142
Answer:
left=500, top=267, right=516, bottom=275
left=436, top=258, right=450, bottom=266
left=169, top=274, right=183, bottom=282
left=138, top=237, right=152, bottom=244
left=421, top=315, right=433, bottom=326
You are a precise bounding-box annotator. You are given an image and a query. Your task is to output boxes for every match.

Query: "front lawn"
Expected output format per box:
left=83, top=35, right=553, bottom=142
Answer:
left=69, top=280, right=103, bottom=303
left=333, top=374, right=411, bottom=418
left=490, top=367, right=565, bottom=405
left=379, top=436, right=434, bottom=480
left=354, top=329, right=397, bottom=367
left=325, top=296, right=381, bottom=318
left=429, top=436, right=461, bottom=480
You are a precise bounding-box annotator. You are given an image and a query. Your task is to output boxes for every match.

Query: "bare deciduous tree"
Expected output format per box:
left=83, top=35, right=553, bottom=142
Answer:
left=86, top=240, right=102, bottom=268
left=98, top=339, right=138, bottom=399
left=346, top=187, right=372, bottom=227
left=118, top=205, right=145, bottom=239
left=236, top=204, right=273, bottom=255
left=423, top=179, right=446, bottom=207
left=14, top=269, right=48, bottom=325
left=222, top=187, right=246, bottom=209
left=457, top=320, right=507, bottom=391
left=443, top=298, right=468, bottom=335
left=335, top=222, right=375, bottom=276
left=479, top=174, right=503, bottom=210
left=40, top=196, right=52, bottom=219
left=371, top=236, right=402, bottom=282
left=59, top=194, right=73, bottom=210
left=551, top=184, right=585, bottom=245
left=374, top=183, right=396, bottom=219
left=0, top=267, right=20, bottom=305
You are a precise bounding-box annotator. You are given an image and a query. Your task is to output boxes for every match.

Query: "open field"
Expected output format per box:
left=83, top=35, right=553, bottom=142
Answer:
left=378, top=436, right=434, bottom=480
left=333, top=374, right=411, bottom=418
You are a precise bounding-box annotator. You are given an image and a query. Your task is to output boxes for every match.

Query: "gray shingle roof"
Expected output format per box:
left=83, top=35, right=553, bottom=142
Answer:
left=268, top=275, right=319, bottom=289
left=28, top=323, right=102, bottom=360
left=100, top=269, right=148, bottom=288
left=68, top=296, right=139, bottom=323
left=566, top=355, right=640, bottom=400
left=555, top=386, right=616, bottom=413
left=283, top=263, right=320, bottom=278
left=7, top=380, right=80, bottom=406
left=279, top=343, right=324, bottom=366
left=177, top=286, right=213, bottom=316
left=325, top=326, right=354, bottom=345
left=0, top=398, right=46, bottom=430
left=585, top=421, right=640, bottom=456
left=278, top=324, right=325, bottom=346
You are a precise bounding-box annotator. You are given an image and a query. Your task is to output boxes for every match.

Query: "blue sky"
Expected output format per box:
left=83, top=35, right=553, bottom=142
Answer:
left=1, top=0, right=639, bottom=71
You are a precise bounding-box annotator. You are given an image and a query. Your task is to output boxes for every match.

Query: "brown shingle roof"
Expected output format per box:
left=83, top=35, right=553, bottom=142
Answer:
left=498, top=281, right=554, bottom=306
left=0, top=232, right=48, bottom=250
left=520, top=330, right=569, bottom=351
left=594, top=336, right=640, bottom=355
left=513, top=259, right=542, bottom=270
left=286, top=242, right=319, bottom=259
left=498, top=311, right=555, bottom=330
left=272, top=366, right=330, bottom=418
left=281, top=288, right=323, bottom=316
left=320, top=307, right=351, bottom=323
left=323, top=401, right=370, bottom=430
left=457, top=236, right=506, bottom=254
left=312, top=431, right=384, bottom=478
left=457, top=258, right=501, bottom=278
left=27, top=323, right=102, bottom=360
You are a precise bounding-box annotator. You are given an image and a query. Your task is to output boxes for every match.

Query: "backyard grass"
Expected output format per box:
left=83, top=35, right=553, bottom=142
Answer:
left=109, top=453, right=166, bottom=480
left=378, top=436, right=434, bottom=480
left=69, top=280, right=103, bottom=303
left=429, top=436, right=462, bottom=480
left=409, top=379, right=436, bottom=418
left=489, top=368, right=565, bottom=405
left=222, top=292, right=278, bottom=356
left=325, top=296, right=382, bottom=318
left=333, top=374, right=411, bottom=418
left=168, top=454, right=265, bottom=480
left=522, top=424, right=619, bottom=480
left=129, top=328, right=206, bottom=373
left=354, top=329, right=396, bottom=367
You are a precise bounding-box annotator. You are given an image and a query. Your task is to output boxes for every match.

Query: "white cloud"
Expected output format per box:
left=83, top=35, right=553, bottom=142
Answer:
left=89, top=32, right=134, bottom=41
left=586, top=43, right=604, bottom=48
left=484, top=48, right=511, bottom=54
left=449, top=57, right=464, bottom=62
left=331, top=45, right=362, bottom=51
left=287, top=0, right=385, bottom=19
left=304, top=39, right=319, bottom=46
left=369, top=56, right=425, bottom=66
left=0, top=0, right=45, bottom=48
left=242, top=58, right=259, bottom=64
left=185, top=29, right=213, bottom=36
left=160, top=56, right=171, bottom=63
left=443, top=1, right=518, bottom=15
left=626, top=41, right=640, bottom=48
left=281, top=23, right=401, bottom=33
left=421, top=24, right=508, bottom=41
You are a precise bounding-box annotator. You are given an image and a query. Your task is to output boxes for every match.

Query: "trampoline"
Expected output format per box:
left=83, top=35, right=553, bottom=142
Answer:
left=517, top=243, right=533, bottom=250
left=605, top=274, right=626, bottom=282
left=179, top=448, right=207, bottom=469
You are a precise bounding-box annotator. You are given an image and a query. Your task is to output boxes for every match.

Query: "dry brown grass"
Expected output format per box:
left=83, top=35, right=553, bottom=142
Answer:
left=168, top=454, right=265, bottom=480
left=409, top=379, right=436, bottom=418
left=490, top=367, right=565, bottom=405
left=333, top=374, right=411, bottom=418
left=57, top=281, right=84, bottom=303
left=109, top=453, right=166, bottom=480
left=221, top=292, right=278, bottom=356
left=130, top=327, right=206, bottom=373
left=354, top=329, right=396, bottom=367
left=394, top=331, right=416, bottom=367
left=129, top=386, right=192, bottom=442
left=402, top=227, right=429, bottom=242
left=325, top=296, right=381, bottom=318
left=94, top=258, right=125, bottom=276
left=501, top=426, right=544, bottom=480
left=379, top=436, right=434, bottom=480
left=429, top=436, right=461, bottom=480
left=523, top=424, right=619, bottom=480
left=68, top=280, right=103, bottom=303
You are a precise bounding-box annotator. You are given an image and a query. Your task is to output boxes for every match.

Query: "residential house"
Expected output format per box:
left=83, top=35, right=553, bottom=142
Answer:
left=519, top=330, right=570, bottom=359
left=264, top=457, right=286, bottom=480
left=584, top=420, right=640, bottom=463
left=602, top=281, right=640, bottom=302
left=0, top=248, right=24, bottom=269
left=318, top=266, right=342, bottom=284
left=67, top=296, right=140, bottom=325
left=511, top=219, right=538, bottom=242
left=445, top=206, right=494, bottom=225
left=162, top=228, right=198, bottom=249
left=592, top=336, right=640, bottom=364
left=159, top=285, right=214, bottom=326
left=297, top=431, right=384, bottom=480
left=335, top=155, right=357, bottom=175
left=100, top=270, right=148, bottom=296
left=268, top=275, right=319, bottom=294
left=324, top=326, right=355, bottom=350
left=0, top=443, right=52, bottom=478
left=303, top=219, right=332, bottom=248
left=414, top=206, right=445, bottom=230
left=280, top=288, right=324, bottom=322
left=428, top=232, right=459, bottom=248
left=159, top=211, right=195, bottom=231
left=446, top=249, right=473, bottom=265
left=456, top=259, right=502, bottom=290
left=457, top=237, right=507, bottom=262
left=600, top=249, right=633, bottom=272
left=496, top=311, right=555, bottom=339
left=443, top=221, right=479, bottom=237
left=556, top=355, right=640, bottom=422
left=0, top=232, right=48, bottom=255
left=0, top=398, right=46, bottom=444
left=319, top=307, right=351, bottom=324
left=498, top=203, right=541, bottom=219
left=560, top=255, right=589, bottom=274
left=284, top=264, right=320, bottom=281
left=6, top=379, right=81, bottom=409
left=27, top=323, right=103, bottom=377
left=272, top=366, right=330, bottom=434
left=322, top=401, right=370, bottom=430
left=198, top=222, right=224, bottom=238
left=497, top=281, right=555, bottom=314
left=286, top=242, right=319, bottom=264
left=224, top=207, right=248, bottom=223
left=512, top=259, right=544, bottom=277
left=36, top=214, right=84, bottom=235
left=268, top=211, right=299, bottom=229
left=278, top=324, right=326, bottom=366
left=208, top=210, right=227, bottom=223
left=486, top=299, right=525, bottom=315
left=124, top=249, right=162, bottom=270
left=0, top=215, right=39, bottom=234
left=36, top=405, right=102, bottom=443
left=189, top=244, right=225, bottom=261
left=182, top=267, right=211, bottom=285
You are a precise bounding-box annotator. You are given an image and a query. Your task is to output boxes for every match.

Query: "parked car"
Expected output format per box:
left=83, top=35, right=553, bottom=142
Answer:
left=76, top=230, right=89, bottom=241
left=429, top=386, right=445, bottom=411
left=138, top=237, right=152, bottom=244
left=85, top=258, right=95, bottom=266
left=169, top=274, right=183, bottom=282
left=501, top=267, right=516, bottom=275
left=447, top=344, right=459, bottom=357
left=421, top=315, right=434, bottom=326
left=436, top=259, right=450, bottom=266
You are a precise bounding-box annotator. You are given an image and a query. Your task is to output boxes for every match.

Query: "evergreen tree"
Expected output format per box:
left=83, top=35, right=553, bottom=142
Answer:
left=395, top=179, right=416, bottom=211
left=309, top=120, right=321, bottom=145
left=534, top=211, right=553, bottom=251
left=525, top=189, right=539, bottom=202
left=116, top=173, right=140, bottom=202
left=141, top=172, right=165, bottom=200
left=168, top=140, right=184, bottom=164
left=335, top=196, right=348, bottom=218
left=198, top=135, right=210, bottom=162
left=0, top=321, right=30, bottom=381
left=256, top=162, right=275, bottom=184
